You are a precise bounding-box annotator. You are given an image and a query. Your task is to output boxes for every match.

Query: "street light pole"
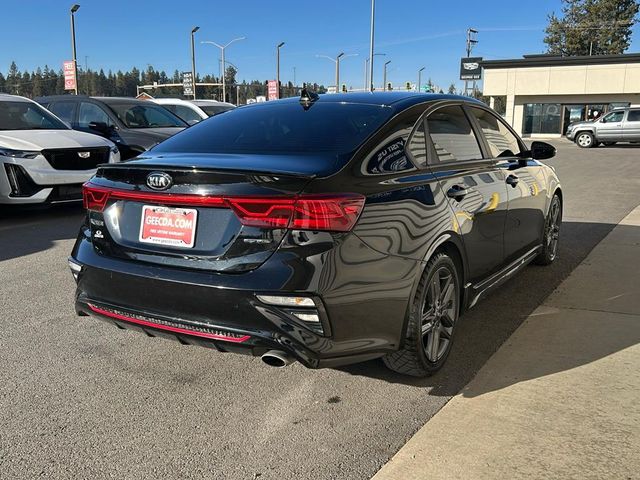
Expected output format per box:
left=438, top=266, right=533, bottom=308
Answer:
left=335, top=52, right=344, bottom=93
left=383, top=60, right=391, bottom=91
left=364, top=53, right=385, bottom=91
left=368, top=0, right=375, bottom=92
left=317, top=53, right=357, bottom=93
left=201, top=37, right=245, bottom=103
left=70, top=4, right=80, bottom=95
left=418, top=67, right=425, bottom=93
left=190, top=26, right=200, bottom=100
left=276, top=42, right=285, bottom=99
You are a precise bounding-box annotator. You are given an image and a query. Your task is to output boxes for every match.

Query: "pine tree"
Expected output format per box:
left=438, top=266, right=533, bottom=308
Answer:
left=544, top=0, right=639, bottom=55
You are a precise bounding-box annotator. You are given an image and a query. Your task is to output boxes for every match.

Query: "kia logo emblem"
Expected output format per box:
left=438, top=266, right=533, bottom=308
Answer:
left=146, top=172, right=173, bottom=190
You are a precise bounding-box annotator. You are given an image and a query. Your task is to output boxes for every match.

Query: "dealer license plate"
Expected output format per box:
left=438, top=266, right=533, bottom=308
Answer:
left=139, top=205, right=198, bottom=248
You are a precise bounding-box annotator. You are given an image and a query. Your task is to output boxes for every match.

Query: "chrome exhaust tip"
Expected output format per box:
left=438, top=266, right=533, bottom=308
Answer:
left=261, top=350, right=295, bottom=368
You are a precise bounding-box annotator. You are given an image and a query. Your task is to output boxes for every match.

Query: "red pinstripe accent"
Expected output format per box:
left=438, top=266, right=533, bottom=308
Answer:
left=87, top=304, right=251, bottom=343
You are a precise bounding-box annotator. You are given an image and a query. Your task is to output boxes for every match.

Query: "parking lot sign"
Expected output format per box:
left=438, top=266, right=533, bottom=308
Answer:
left=267, top=80, right=279, bottom=101
left=182, top=72, right=194, bottom=96
left=63, top=60, right=76, bottom=91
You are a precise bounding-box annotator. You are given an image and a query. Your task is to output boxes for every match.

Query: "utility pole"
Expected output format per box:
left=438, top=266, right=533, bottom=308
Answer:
left=276, top=42, right=285, bottom=99
left=191, top=26, right=200, bottom=100
left=368, top=0, right=375, bottom=92
left=70, top=4, right=80, bottom=95
left=383, top=60, right=391, bottom=91
left=465, top=28, right=478, bottom=96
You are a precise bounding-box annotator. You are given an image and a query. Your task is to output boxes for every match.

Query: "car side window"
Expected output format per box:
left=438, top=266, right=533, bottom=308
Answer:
left=363, top=112, right=422, bottom=175
left=78, top=102, right=113, bottom=128
left=426, top=105, right=482, bottom=162
left=602, top=111, right=624, bottom=123
left=469, top=107, right=522, bottom=158
left=48, top=102, right=76, bottom=123
left=627, top=110, right=640, bottom=122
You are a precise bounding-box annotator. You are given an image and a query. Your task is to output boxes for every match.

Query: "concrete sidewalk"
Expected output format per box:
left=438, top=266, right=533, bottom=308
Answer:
left=373, top=207, right=640, bottom=480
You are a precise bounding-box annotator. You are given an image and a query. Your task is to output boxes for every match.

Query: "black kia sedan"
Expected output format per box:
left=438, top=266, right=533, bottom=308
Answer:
left=70, top=91, right=562, bottom=377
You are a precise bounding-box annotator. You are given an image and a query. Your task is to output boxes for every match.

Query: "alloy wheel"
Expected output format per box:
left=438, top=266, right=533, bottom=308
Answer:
left=545, top=200, right=561, bottom=261
left=420, top=266, right=458, bottom=362
left=577, top=133, right=592, bottom=147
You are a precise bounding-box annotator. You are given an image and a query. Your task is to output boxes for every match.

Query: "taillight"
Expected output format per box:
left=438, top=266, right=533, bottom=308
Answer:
left=82, top=183, right=365, bottom=232
left=82, top=183, right=110, bottom=211
left=226, top=195, right=365, bottom=232
left=292, top=195, right=365, bottom=232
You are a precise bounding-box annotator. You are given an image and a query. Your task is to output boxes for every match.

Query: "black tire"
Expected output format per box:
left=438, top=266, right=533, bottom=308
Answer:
left=383, top=252, right=460, bottom=377
left=575, top=131, right=595, bottom=148
left=535, top=194, right=562, bottom=266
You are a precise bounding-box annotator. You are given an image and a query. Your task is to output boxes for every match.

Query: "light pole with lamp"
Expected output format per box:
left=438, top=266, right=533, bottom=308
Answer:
left=276, top=42, right=285, bottom=99
left=190, top=26, right=200, bottom=100
left=201, top=37, right=245, bottom=103
left=383, top=60, right=391, bottom=91
left=368, top=0, right=375, bottom=92
left=418, top=66, right=425, bottom=93
left=70, top=4, right=80, bottom=95
left=316, top=53, right=358, bottom=92
left=364, top=53, right=385, bottom=91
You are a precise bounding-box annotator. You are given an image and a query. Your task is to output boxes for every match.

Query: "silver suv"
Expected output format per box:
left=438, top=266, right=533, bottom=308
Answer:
left=566, top=107, right=640, bottom=148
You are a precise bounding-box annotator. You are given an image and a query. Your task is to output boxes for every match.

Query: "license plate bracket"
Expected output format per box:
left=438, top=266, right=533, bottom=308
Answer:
left=139, top=205, right=198, bottom=248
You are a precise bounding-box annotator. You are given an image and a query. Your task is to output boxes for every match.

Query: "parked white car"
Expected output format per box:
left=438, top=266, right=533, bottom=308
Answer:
left=0, top=94, right=120, bottom=205
left=153, top=98, right=235, bottom=125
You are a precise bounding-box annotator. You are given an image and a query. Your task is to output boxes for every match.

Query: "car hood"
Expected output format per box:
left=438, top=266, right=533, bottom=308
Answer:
left=0, top=129, right=114, bottom=151
left=568, top=120, right=595, bottom=129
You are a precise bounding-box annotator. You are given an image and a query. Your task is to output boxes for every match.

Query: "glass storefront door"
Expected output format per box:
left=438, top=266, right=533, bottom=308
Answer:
left=562, top=105, right=586, bottom=134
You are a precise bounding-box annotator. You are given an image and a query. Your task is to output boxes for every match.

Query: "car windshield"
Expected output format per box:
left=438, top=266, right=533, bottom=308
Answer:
left=154, top=102, right=393, bottom=155
left=0, top=100, right=68, bottom=131
left=107, top=103, right=187, bottom=129
left=198, top=104, right=235, bottom=117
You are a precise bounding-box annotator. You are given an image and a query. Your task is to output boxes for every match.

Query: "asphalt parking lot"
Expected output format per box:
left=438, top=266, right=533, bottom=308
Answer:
left=1, top=140, right=639, bottom=479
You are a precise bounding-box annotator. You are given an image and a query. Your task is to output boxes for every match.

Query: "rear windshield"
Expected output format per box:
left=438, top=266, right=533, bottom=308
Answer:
left=0, top=100, right=68, bottom=131
left=153, top=102, right=393, bottom=155
left=107, top=102, right=187, bottom=129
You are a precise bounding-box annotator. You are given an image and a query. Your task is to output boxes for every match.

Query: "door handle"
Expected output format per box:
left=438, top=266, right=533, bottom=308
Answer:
left=506, top=175, right=519, bottom=187
left=447, top=184, right=470, bottom=200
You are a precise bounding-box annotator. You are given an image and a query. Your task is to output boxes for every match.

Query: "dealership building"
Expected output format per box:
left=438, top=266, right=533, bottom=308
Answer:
left=481, top=53, right=640, bottom=137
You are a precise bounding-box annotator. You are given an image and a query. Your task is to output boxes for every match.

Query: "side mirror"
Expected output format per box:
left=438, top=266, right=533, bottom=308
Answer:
left=530, top=141, right=556, bottom=160
left=88, top=121, right=112, bottom=135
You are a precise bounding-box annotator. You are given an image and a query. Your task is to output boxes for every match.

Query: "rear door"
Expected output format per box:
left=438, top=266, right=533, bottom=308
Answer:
left=425, top=104, right=509, bottom=283
left=623, top=109, right=640, bottom=141
left=467, top=105, right=547, bottom=263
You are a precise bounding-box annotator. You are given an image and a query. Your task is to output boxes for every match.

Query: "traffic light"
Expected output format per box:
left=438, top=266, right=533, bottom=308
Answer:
left=387, top=82, right=392, bottom=91
left=341, top=83, right=347, bottom=93
left=405, top=81, right=411, bottom=91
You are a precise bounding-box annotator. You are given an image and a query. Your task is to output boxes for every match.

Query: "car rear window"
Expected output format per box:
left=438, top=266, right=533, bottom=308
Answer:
left=153, top=102, right=394, bottom=155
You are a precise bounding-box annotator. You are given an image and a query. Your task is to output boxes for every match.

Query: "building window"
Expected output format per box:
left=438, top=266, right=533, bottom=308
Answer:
left=523, top=104, right=561, bottom=135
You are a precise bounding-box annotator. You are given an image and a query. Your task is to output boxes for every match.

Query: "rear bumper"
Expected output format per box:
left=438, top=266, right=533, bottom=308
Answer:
left=71, top=228, right=419, bottom=368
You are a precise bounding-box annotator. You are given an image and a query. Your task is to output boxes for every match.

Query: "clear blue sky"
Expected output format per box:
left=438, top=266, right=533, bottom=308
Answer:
left=1, top=0, right=638, bottom=91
